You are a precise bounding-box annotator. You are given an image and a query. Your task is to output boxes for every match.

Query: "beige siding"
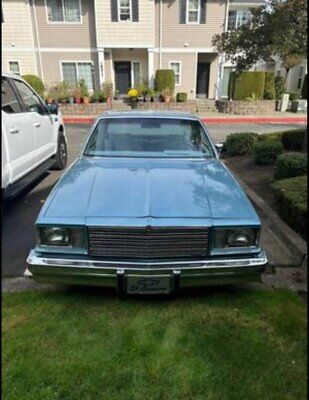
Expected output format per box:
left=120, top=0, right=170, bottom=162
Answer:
left=155, top=0, right=225, bottom=48
left=34, top=0, right=97, bottom=48
left=40, top=52, right=99, bottom=89
left=95, top=0, right=154, bottom=47
left=2, top=52, right=37, bottom=76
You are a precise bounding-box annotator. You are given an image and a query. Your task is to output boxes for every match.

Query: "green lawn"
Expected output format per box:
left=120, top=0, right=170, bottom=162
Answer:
left=2, top=287, right=307, bottom=400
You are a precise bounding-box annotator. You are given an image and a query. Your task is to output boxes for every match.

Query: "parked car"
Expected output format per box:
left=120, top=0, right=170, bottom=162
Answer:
left=2, top=73, right=67, bottom=199
left=26, top=112, right=267, bottom=294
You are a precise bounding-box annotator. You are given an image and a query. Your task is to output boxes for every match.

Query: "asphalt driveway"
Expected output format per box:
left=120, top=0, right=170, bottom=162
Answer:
left=2, top=123, right=306, bottom=278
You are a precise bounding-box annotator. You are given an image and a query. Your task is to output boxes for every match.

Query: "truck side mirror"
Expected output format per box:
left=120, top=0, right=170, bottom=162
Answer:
left=46, top=103, right=59, bottom=115
left=215, top=143, right=224, bottom=156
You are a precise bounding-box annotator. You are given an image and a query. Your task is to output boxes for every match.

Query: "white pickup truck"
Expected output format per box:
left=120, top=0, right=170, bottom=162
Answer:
left=2, top=73, right=67, bottom=199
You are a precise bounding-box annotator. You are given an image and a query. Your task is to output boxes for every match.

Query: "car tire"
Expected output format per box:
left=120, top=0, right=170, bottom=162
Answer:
left=52, top=134, right=67, bottom=170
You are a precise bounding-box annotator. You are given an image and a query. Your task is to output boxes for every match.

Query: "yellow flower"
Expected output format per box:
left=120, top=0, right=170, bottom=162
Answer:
left=128, top=88, right=138, bottom=98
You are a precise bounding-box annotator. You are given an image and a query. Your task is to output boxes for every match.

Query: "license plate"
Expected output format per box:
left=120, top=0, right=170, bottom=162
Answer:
left=126, top=275, right=171, bottom=294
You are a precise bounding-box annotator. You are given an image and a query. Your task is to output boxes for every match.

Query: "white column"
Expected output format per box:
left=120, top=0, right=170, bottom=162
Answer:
left=148, top=48, right=155, bottom=88
left=98, top=48, right=105, bottom=87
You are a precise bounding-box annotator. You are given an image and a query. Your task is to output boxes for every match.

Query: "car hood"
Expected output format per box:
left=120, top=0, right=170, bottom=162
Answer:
left=39, top=157, right=259, bottom=226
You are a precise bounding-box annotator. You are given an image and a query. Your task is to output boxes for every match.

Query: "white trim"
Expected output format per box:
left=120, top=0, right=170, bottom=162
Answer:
left=110, top=50, right=115, bottom=88
left=98, top=50, right=105, bottom=86
left=118, top=0, right=132, bottom=22
left=148, top=48, right=154, bottom=88
left=186, top=0, right=200, bottom=24
left=169, top=61, right=182, bottom=86
left=153, top=47, right=216, bottom=53
left=44, top=0, right=83, bottom=24
left=194, top=52, right=198, bottom=99
left=131, top=60, right=141, bottom=87
left=100, top=44, right=152, bottom=49
left=33, top=0, right=45, bottom=83
left=27, top=0, right=39, bottom=76
left=40, top=47, right=98, bottom=52
left=8, top=60, right=22, bottom=76
left=60, top=60, right=94, bottom=90
left=159, top=0, right=163, bottom=69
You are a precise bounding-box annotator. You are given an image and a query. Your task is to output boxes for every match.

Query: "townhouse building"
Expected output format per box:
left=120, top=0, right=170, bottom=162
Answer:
left=2, top=0, right=307, bottom=100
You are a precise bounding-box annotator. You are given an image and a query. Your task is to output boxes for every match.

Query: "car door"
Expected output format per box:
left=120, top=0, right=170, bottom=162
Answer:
left=1, top=76, right=37, bottom=184
left=12, top=78, right=56, bottom=164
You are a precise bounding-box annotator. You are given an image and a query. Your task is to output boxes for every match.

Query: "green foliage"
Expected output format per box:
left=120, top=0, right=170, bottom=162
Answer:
left=274, top=76, right=285, bottom=99
left=22, top=75, right=45, bottom=98
left=90, top=89, right=105, bottom=103
left=301, top=74, right=307, bottom=99
left=79, top=79, right=89, bottom=98
left=176, top=92, right=188, bottom=102
left=274, top=153, right=307, bottom=180
left=254, top=140, right=283, bottom=165
left=272, top=175, right=307, bottom=238
left=102, top=81, right=113, bottom=98
left=225, top=132, right=257, bottom=156
left=232, top=72, right=265, bottom=100
left=263, top=72, right=275, bottom=99
left=212, top=0, right=307, bottom=74
left=288, top=91, right=298, bottom=101
left=154, top=70, right=175, bottom=94
left=257, top=132, right=283, bottom=142
left=281, top=129, right=306, bottom=151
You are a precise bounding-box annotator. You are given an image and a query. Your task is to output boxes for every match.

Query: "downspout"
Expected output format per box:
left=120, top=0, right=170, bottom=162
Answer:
left=159, top=0, right=163, bottom=69
left=220, top=0, right=230, bottom=99
left=32, top=0, right=44, bottom=82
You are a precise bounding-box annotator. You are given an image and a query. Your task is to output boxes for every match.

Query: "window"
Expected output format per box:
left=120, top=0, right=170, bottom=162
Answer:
left=187, top=0, right=200, bottom=23
left=119, top=0, right=131, bottom=21
left=9, top=61, right=20, bottom=75
left=62, top=62, right=94, bottom=91
left=1, top=77, right=22, bottom=113
left=297, top=66, right=304, bottom=89
left=13, top=80, right=46, bottom=115
left=46, top=0, right=81, bottom=23
left=132, top=62, right=141, bottom=87
left=227, top=10, right=251, bottom=30
left=169, top=62, right=181, bottom=86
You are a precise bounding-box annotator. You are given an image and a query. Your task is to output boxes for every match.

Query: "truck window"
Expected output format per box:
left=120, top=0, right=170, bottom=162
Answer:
left=1, top=77, right=22, bottom=114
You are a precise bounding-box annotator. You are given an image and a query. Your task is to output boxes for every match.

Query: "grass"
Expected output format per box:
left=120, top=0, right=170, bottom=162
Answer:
left=2, top=288, right=307, bottom=400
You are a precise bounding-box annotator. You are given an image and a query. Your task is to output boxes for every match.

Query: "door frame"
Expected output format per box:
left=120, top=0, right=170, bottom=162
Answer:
left=196, top=61, right=210, bottom=98
left=114, top=61, right=132, bottom=95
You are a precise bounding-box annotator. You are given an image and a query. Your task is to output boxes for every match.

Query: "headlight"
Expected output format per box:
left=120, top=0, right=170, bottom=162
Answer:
left=38, top=226, right=85, bottom=248
left=214, top=228, right=259, bottom=249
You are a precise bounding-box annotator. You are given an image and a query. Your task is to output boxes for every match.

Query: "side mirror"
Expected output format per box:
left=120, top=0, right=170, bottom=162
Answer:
left=46, top=103, right=59, bottom=115
left=215, top=143, right=224, bottom=155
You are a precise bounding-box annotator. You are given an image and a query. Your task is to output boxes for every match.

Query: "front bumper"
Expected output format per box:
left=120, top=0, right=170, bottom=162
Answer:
left=25, top=249, right=268, bottom=293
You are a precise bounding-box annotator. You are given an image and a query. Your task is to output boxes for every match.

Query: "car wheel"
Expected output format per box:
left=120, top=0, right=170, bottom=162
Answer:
left=52, top=134, right=67, bottom=170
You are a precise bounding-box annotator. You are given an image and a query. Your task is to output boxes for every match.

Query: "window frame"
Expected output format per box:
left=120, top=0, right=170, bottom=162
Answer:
left=131, top=61, right=141, bottom=87
left=45, top=0, right=83, bottom=24
left=60, top=60, right=94, bottom=91
left=169, top=61, right=182, bottom=86
left=8, top=61, right=21, bottom=76
left=118, top=0, right=132, bottom=22
left=297, top=66, right=305, bottom=90
left=186, top=0, right=200, bottom=25
left=1, top=77, right=23, bottom=114
left=227, top=9, right=251, bottom=31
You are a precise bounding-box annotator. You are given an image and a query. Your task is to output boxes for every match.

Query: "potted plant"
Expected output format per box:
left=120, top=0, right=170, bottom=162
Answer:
left=79, top=79, right=90, bottom=105
left=152, top=91, right=160, bottom=103
left=102, top=81, right=113, bottom=108
left=128, top=88, right=139, bottom=108
left=145, top=88, right=154, bottom=102
left=90, top=89, right=101, bottom=103
left=161, top=87, right=172, bottom=103
left=73, top=87, right=82, bottom=104
left=46, top=86, right=57, bottom=104
left=114, top=89, right=120, bottom=100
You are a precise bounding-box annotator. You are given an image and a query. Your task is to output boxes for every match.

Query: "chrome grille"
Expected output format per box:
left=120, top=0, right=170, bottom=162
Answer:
left=88, top=227, right=209, bottom=260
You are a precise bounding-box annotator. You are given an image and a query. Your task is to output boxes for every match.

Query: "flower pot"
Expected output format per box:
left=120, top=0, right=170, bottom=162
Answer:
left=83, top=96, right=90, bottom=105
left=47, top=98, right=53, bottom=104
left=144, top=96, right=151, bottom=102
left=75, top=97, right=81, bottom=104
left=68, top=97, right=74, bottom=104
left=61, top=99, right=67, bottom=104
left=164, top=95, right=171, bottom=103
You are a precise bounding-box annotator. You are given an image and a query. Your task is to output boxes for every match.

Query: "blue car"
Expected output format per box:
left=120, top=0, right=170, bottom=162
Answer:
left=26, top=111, right=267, bottom=294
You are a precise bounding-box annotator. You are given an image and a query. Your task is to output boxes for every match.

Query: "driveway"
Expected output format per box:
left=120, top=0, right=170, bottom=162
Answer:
left=2, top=123, right=306, bottom=278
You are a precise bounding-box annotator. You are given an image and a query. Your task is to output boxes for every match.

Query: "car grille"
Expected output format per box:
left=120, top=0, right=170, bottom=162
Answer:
left=88, top=227, right=209, bottom=260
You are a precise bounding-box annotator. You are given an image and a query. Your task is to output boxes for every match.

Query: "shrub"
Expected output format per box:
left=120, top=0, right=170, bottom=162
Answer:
left=154, top=70, right=175, bottom=94
left=281, top=129, right=306, bottom=151
left=263, top=72, right=275, bottom=99
left=232, top=71, right=265, bottom=100
left=79, top=79, right=89, bottom=98
left=254, top=140, right=283, bottom=165
left=102, top=81, right=113, bottom=98
left=90, top=89, right=105, bottom=103
left=22, top=74, right=45, bottom=98
left=272, top=175, right=307, bottom=239
left=176, top=92, right=187, bottom=102
left=274, top=76, right=285, bottom=99
left=288, top=91, right=298, bottom=101
left=274, top=153, right=307, bottom=180
left=225, top=132, right=257, bottom=156
left=301, top=74, right=307, bottom=99
left=257, top=132, right=283, bottom=142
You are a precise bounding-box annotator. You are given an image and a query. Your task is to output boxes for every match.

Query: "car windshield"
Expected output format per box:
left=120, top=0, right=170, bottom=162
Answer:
left=83, top=117, right=215, bottom=158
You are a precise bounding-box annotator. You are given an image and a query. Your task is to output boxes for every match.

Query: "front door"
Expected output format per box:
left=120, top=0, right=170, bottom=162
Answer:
left=196, top=62, right=210, bottom=98
left=114, top=61, right=131, bottom=95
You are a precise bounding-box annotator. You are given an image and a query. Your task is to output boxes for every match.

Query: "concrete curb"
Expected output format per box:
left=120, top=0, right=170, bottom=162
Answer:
left=236, top=176, right=307, bottom=267
left=62, top=116, right=307, bottom=125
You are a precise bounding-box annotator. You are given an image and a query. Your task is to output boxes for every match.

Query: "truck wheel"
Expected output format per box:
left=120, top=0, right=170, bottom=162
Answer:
left=52, top=134, right=67, bottom=170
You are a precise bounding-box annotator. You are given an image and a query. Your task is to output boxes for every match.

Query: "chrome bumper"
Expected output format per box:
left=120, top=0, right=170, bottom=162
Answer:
left=25, top=249, right=268, bottom=293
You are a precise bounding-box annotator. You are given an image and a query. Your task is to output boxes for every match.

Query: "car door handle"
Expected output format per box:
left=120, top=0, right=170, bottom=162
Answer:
left=10, top=128, right=19, bottom=134
left=34, top=123, right=41, bottom=128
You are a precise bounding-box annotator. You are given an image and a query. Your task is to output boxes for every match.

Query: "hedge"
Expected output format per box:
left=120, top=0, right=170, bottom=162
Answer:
left=274, top=153, right=307, bottom=180
left=154, top=70, right=175, bottom=94
left=254, top=140, right=283, bottom=165
left=272, top=175, right=307, bottom=239
left=22, top=75, right=45, bottom=98
left=176, top=92, right=187, bottom=102
left=257, top=132, right=283, bottom=142
left=225, top=132, right=257, bottom=156
left=274, top=76, right=285, bottom=100
left=229, top=71, right=265, bottom=100
left=281, top=129, right=306, bottom=151
left=301, top=74, right=307, bottom=99
left=263, top=72, right=275, bottom=100
left=288, top=92, right=298, bottom=101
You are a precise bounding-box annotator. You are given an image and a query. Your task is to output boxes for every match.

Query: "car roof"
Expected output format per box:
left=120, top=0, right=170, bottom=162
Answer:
left=2, top=72, right=25, bottom=81
left=99, top=110, right=200, bottom=120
